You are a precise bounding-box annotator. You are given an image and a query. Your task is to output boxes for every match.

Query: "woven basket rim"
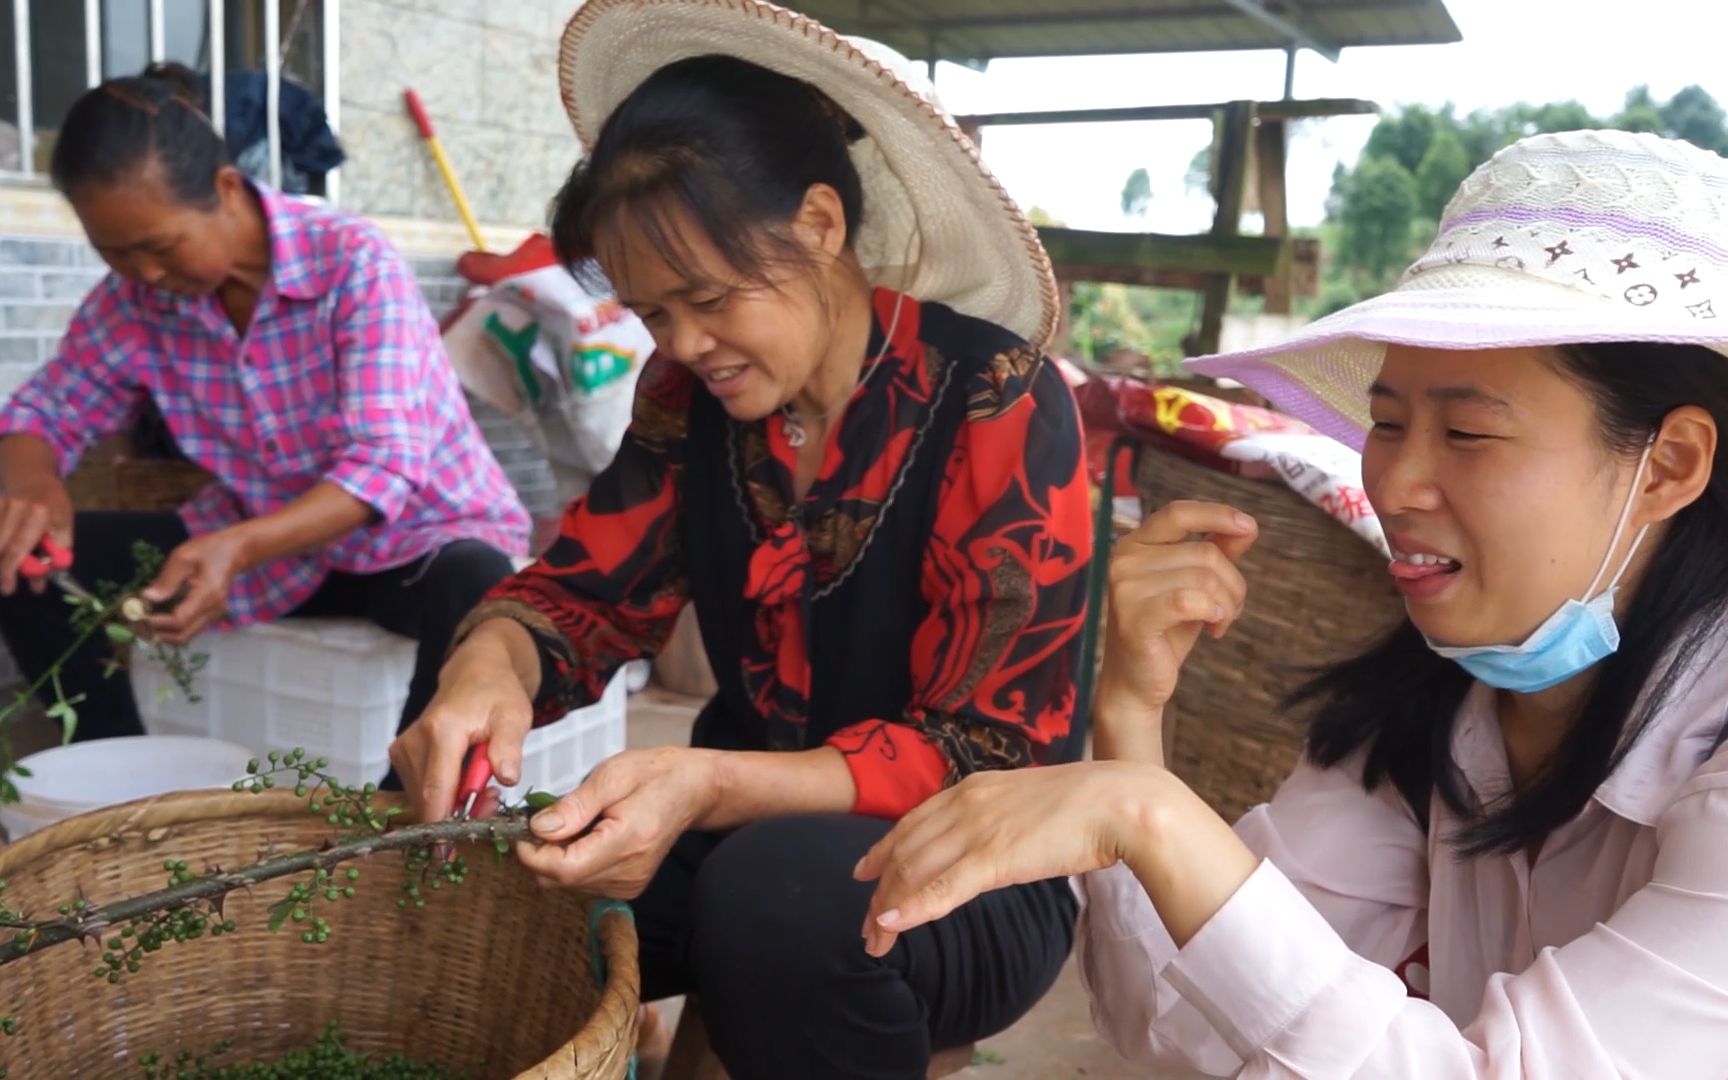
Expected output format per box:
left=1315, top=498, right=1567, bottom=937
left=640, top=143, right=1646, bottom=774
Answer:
left=0, top=788, right=642, bottom=1080
left=0, top=787, right=316, bottom=871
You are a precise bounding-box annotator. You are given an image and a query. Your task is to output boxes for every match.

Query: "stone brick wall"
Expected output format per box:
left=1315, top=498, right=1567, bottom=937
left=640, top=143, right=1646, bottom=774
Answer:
left=0, top=237, right=109, bottom=402
left=338, top=0, right=578, bottom=229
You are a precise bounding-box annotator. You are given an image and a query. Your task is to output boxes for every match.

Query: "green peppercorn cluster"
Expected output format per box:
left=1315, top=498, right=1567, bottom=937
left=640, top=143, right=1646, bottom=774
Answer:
left=0, top=1011, right=17, bottom=1079
left=235, top=751, right=396, bottom=835
left=137, top=1023, right=467, bottom=1080
left=93, top=863, right=239, bottom=985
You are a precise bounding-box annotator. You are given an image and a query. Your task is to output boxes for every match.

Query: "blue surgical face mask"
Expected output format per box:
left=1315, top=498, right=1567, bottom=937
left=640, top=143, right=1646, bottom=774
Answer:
left=1425, top=444, right=1653, bottom=695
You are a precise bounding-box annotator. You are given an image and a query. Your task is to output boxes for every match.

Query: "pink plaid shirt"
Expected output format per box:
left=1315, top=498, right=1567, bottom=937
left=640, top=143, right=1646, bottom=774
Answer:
left=0, top=184, right=530, bottom=624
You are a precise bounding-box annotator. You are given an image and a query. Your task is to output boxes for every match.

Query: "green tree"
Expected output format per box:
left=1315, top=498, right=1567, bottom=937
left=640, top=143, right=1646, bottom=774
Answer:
left=1121, top=167, right=1153, bottom=218
left=1323, top=161, right=1350, bottom=221
left=1414, top=129, right=1470, bottom=221
left=1661, top=85, right=1728, bottom=154
left=1362, top=104, right=1443, bottom=174
left=1614, top=85, right=1665, bottom=134
left=1520, top=100, right=1598, bottom=135
left=1336, top=155, right=1420, bottom=287
left=1184, top=144, right=1212, bottom=196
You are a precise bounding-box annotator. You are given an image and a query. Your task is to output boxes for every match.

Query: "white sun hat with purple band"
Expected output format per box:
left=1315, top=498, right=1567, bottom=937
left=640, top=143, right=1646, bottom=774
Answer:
left=1188, top=129, right=1728, bottom=451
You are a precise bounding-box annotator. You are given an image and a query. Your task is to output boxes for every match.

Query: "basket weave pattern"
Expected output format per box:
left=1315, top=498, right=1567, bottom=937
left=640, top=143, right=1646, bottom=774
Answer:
left=0, top=790, right=639, bottom=1078
left=1136, top=448, right=1406, bottom=823
left=63, top=434, right=215, bottom=513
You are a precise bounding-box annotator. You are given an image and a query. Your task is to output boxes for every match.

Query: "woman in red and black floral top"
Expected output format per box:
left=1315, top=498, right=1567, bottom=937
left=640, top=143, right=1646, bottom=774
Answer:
left=391, top=11, right=1091, bottom=1076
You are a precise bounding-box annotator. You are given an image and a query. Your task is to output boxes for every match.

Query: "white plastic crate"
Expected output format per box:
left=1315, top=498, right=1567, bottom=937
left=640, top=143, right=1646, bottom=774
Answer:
left=499, top=668, right=628, bottom=800
left=132, top=617, right=627, bottom=796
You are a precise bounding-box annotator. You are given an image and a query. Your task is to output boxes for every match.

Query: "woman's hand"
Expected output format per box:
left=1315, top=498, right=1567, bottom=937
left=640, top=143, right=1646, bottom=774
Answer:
left=1094, top=500, right=1258, bottom=762
left=139, top=528, right=252, bottom=644
left=853, top=761, right=1168, bottom=957
left=0, top=475, right=72, bottom=596
left=390, top=621, right=539, bottom=823
left=515, top=746, right=725, bottom=898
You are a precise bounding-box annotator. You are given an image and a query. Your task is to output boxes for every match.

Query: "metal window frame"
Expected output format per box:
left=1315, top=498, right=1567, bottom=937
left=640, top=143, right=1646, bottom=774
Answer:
left=1, top=0, right=342, bottom=203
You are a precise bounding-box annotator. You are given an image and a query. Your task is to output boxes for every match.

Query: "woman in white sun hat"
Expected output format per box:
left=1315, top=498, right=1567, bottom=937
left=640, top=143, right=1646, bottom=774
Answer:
left=857, top=129, right=1728, bottom=1076
left=389, top=1, right=1093, bottom=1075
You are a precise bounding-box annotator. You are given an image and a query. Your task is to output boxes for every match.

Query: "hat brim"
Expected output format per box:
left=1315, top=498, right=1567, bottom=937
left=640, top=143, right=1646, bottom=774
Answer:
left=1188, top=268, right=1728, bottom=451
left=557, top=0, right=1059, bottom=349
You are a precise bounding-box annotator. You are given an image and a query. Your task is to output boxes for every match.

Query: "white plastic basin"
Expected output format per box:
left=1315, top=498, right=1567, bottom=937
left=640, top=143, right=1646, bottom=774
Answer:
left=0, top=734, right=255, bottom=841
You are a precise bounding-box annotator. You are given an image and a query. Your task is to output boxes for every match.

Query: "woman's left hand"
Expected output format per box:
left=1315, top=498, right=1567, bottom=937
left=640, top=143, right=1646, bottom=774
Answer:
left=853, top=761, right=1165, bottom=958
left=140, top=528, right=252, bottom=644
left=516, top=746, right=725, bottom=898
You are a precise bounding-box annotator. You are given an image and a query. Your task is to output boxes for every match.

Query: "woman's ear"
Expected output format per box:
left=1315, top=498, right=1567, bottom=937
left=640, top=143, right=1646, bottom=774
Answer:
left=1641, top=405, right=1717, bottom=525
left=790, top=182, right=850, bottom=260
left=213, top=164, right=250, bottom=214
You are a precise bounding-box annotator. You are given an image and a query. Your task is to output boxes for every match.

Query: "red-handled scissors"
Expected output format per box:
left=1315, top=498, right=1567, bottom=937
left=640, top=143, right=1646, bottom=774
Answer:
left=452, top=740, right=493, bottom=820
left=19, top=535, right=95, bottom=603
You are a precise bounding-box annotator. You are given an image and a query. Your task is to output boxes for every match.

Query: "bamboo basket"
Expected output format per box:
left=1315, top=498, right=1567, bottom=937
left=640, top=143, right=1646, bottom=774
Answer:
left=63, top=434, right=215, bottom=512
left=0, top=789, right=639, bottom=1078
left=1136, top=447, right=1406, bottom=823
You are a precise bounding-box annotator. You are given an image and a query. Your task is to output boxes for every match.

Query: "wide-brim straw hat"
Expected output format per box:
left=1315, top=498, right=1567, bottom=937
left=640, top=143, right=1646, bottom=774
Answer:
left=1189, top=129, right=1728, bottom=450
left=558, top=0, right=1060, bottom=349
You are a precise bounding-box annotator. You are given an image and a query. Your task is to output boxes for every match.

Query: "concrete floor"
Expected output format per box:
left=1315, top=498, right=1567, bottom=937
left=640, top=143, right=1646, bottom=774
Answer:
left=627, top=689, right=1200, bottom=1080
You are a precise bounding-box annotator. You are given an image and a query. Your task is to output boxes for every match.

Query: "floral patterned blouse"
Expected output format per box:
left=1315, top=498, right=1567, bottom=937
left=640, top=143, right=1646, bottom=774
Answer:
left=460, top=289, right=1092, bottom=818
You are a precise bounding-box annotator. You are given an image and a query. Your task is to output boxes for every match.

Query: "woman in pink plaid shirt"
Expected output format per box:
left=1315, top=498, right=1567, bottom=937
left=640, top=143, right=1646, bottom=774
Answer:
left=0, top=71, right=530, bottom=763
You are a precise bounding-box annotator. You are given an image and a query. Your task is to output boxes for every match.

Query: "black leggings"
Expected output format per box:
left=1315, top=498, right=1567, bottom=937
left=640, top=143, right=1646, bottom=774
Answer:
left=0, top=511, right=512, bottom=747
left=635, top=813, right=1077, bottom=1080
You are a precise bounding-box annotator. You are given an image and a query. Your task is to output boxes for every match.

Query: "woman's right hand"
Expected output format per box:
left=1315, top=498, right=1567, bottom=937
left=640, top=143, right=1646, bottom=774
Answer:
left=0, top=475, right=72, bottom=596
left=390, top=620, right=538, bottom=823
left=1094, top=500, right=1258, bottom=761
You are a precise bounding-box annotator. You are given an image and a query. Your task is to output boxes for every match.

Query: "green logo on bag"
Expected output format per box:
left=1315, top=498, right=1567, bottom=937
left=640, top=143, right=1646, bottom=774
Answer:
left=567, top=344, right=635, bottom=394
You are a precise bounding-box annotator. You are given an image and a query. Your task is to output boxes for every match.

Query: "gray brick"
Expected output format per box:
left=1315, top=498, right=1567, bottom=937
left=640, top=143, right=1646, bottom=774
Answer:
left=39, top=270, right=103, bottom=300
left=413, top=258, right=459, bottom=280
left=0, top=271, right=37, bottom=299
left=2, top=303, right=77, bottom=331
left=0, top=337, right=39, bottom=364
left=0, top=237, right=79, bottom=266
left=0, top=361, right=41, bottom=400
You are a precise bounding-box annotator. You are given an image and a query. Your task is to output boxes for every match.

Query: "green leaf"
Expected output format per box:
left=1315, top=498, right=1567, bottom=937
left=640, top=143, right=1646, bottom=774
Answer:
left=524, top=791, right=560, bottom=811
left=12, top=765, right=29, bottom=778
left=45, top=703, right=76, bottom=745
left=103, top=623, right=135, bottom=645
left=266, top=895, right=298, bottom=933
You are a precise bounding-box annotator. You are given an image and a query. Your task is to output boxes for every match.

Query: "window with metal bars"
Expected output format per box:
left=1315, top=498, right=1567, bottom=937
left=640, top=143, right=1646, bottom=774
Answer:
left=0, top=0, right=339, bottom=200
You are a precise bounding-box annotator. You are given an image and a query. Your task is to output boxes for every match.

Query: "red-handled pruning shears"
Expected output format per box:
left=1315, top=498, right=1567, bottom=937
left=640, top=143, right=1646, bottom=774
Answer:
left=452, top=741, right=493, bottom=821
left=19, top=535, right=95, bottom=604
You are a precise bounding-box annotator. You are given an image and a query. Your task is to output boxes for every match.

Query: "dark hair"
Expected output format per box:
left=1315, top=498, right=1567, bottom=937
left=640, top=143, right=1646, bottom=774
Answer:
left=1294, top=341, right=1728, bottom=856
left=549, top=54, right=865, bottom=291
left=50, top=62, right=229, bottom=207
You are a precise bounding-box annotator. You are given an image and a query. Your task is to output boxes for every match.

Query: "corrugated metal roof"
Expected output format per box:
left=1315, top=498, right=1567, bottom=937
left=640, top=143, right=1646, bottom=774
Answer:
left=794, top=0, right=1460, bottom=64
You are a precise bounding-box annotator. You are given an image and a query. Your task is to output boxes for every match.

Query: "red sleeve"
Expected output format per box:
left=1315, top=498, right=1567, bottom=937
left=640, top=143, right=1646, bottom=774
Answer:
left=829, top=352, right=1094, bottom=817
left=456, top=359, right=693, bottom=725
